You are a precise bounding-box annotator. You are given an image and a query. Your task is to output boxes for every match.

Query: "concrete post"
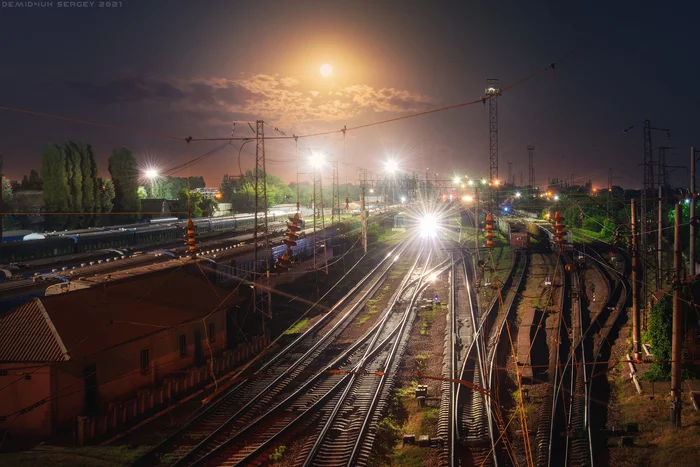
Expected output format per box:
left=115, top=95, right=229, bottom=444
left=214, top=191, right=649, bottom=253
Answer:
left=658, top=186, right=663, bottom=291
left=671, top=203, right=683, bottom=429
left=631, top=199, right=641, bottom=359
left=691, top=146, right=696, bottom=276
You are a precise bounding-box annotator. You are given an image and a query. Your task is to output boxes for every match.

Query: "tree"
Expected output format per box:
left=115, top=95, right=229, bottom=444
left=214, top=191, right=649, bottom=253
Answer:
left=108, top=147, right=141, bottom=222
left=41, top=143, right=70, bottom=230
left=643, top=293, right=673, bottom=381
left=200, top=197, right=218, bottom=218
left=137, top=186, right=148, bottom=199
left=171, top=189, right=203, bottom=218
left=80, top=142, right=98, bottom=228
left=94, top=178, right=115, bottom=227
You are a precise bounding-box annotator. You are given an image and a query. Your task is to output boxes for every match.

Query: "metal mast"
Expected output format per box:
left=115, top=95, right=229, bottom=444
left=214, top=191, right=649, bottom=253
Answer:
left=312, top=165, right=328, bottom=274
left=527, top=145, right=535, bottom=192
left=507, top=161, right=513, bottom=185
left=253, top=120, right=272, bottom=327
left=485, top=79, right=501, bottom=183
left=331, top=160, right=340, bottom=225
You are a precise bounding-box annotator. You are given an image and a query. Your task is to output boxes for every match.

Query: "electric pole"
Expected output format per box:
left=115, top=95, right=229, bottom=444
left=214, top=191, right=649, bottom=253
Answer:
left=691, top=146, right=696, bottom=275
left=671, top=203, right=683, bottom=429
left=658, top=186, right=663, bottom=290
left=253, top=120, right=272, bottom=334
left=331, top=160, right=339, bottom=225
left=360, top=169, right=368, bottom=254
left=527, top=145, right=535, bottom=193
left=631, top=199, right=641, bottom=360
left=312, top=162, right=327, bottom=274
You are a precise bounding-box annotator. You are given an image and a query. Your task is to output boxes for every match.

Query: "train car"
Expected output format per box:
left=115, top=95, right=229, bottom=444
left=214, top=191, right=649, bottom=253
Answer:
left=73, top=230, right=135, bottom=252
left=0, top=236, right=76, bottom=263
left=1, top=230, right=34, bottom=243
left=134, top=225, right=180, bottom=244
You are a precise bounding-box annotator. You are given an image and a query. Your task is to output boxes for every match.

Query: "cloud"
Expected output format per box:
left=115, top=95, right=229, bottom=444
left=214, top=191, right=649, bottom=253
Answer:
left=69, top=73, right=436, bottom=128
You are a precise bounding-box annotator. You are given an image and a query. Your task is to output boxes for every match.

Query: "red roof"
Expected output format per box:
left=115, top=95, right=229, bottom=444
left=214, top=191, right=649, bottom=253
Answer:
left=0, top=299, right=69, bottom=363
left=0, top=263, right=244, bottom=363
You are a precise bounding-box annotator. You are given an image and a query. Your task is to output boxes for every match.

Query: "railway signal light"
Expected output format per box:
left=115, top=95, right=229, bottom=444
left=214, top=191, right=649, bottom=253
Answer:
left=552, top=211, right=567, bottom=246
left=185, top=219, right=198, bottom=257
left=279, top=213, right=302, bottom=271
left=484, top=212, right=495, bottom=249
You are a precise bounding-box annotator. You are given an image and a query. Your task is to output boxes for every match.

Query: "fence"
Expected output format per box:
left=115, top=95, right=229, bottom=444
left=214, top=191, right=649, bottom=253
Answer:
left=76, top=334, right=269, bottom=445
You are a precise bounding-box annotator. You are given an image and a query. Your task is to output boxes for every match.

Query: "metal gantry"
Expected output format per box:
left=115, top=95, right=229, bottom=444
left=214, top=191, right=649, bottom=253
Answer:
left=253, top=120, right=272, bottom=324
left=528, top=145, right=535, bottom=191
left=312, top=166, right=328, bottom=274
left=331, top=160, right=340, bottom=223
left=485, top=79, right=501, bottom=183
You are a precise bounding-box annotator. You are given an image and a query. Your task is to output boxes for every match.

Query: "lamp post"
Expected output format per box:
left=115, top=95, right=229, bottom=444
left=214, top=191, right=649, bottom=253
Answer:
left=145, top=169, right=159, bottom=198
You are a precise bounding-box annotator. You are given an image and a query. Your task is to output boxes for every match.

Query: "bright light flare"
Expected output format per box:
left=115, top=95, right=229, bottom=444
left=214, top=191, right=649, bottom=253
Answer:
left=515, top=192, right=521, bottom=198
left=309, top=151, right=325, bottom=169
left=401, top=196, right=406, bottom=203
left=462, top=195, right=473, bottom=202
left=428, top=272, right=438, bottom=282
left=554, top=195, right=560, bottom=201
left=145, top=168, right=159, bottom=179
left=320, top=64, right=333, bottom=77
left=419, top=214, right=438, bottom=238
left=385, top=159, right=399, bottom=174
left=453, top=176, right=461, bottom=184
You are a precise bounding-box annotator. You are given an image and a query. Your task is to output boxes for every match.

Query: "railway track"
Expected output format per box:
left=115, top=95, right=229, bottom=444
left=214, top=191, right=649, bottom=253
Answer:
left=129, top=240, right=412, bottom=467
left=453, top=244, right=526, bottom=467
left=298, top=247, right=447, bottom=467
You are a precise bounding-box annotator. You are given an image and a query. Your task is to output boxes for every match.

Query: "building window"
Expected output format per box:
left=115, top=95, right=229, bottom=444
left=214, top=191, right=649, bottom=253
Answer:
left=208, top=322, right=215, bottom=344
left=179, top=334, right=187, bottom=357
left=140, top=349, right=149, bottom=375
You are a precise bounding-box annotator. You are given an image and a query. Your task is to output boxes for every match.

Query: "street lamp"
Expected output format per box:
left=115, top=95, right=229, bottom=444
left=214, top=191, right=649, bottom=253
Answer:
left=385, top=159, right=399, bottom=174
left=144, top=168, right=159, bottom=198
left=309, top=151, right=325, bottom=169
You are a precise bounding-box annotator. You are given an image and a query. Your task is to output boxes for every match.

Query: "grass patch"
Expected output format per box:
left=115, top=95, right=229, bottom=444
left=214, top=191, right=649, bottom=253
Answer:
left=0, top=446, right=151, bottom=467
left=284, top=318, right=309, bottom=335
left=415, top=352, right=432, bottom=369
left=269, top=445, right=286, bottom=462
left=393, top=445, right=428, bottom=467
left=419, top=305, right=440, bottom=335
left=368, top=416, right=402, bottom=467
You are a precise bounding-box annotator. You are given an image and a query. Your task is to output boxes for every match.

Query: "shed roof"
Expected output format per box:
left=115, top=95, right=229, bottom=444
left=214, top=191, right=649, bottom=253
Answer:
left=0, top=299, right=69, bottom=363
left=0, top=262, right=244, bottom=363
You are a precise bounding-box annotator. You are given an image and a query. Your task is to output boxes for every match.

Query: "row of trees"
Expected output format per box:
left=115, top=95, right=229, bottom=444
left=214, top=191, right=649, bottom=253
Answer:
left=41, top=142, right=118, bottom=229
left=144, top=176, right=205, bottom=200
left=220, top=172, right=361, bottom=213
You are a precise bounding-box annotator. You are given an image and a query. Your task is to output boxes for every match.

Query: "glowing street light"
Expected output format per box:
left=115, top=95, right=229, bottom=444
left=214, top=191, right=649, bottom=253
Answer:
left=481, top=178, right=488, bottom=185
left=453, top=175, right=461, bottom=184
left=385, top=159, right=399, bottom=174
left=309, top=151, right=325, bottom=169
left=554, top=195, right=560, bottom=201
left=515, top=192, right=521, bottom=198
left=401, top=196, right=406, bottom=203
left=145, top=168, right=159, bottom=179
left=462, top=195, right=473, bottom=202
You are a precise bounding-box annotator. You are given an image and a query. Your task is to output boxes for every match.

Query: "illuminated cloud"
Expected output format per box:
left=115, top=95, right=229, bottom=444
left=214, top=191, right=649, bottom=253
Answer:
left=69, top=73, right=435, bottom=127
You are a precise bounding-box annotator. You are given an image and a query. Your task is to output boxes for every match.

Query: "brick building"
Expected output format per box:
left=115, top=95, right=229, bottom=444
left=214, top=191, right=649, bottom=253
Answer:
left=0, top=263, right=246, bottom=441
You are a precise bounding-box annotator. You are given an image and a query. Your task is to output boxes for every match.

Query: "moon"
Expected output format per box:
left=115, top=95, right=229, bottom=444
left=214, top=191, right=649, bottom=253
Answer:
left=320, top=64, right=333, bottom=77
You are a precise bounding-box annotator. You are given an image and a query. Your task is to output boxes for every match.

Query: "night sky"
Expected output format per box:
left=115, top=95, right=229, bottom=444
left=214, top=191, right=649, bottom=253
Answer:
left=1, top=0, right=698, bottom=189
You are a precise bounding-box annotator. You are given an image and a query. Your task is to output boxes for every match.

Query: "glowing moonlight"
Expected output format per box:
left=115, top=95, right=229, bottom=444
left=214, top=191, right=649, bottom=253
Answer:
left=320, top=64, right=333, bottom=77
